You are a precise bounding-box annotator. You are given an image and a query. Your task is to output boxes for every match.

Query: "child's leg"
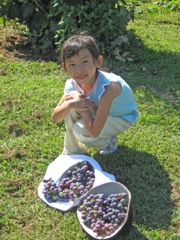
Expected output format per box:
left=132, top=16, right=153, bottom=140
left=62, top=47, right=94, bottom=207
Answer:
left=63, top=109, right=86, bottom=154
left=73, top=116, right=132, bottom=151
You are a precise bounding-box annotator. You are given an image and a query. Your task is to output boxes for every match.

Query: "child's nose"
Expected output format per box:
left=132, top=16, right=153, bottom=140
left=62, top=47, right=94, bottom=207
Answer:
left=76, top=64, right=83, bottom=72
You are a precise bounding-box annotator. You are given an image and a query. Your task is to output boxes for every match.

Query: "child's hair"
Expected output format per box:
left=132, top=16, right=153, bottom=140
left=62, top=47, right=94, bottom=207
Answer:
left=61, top=35, right=99, bottom=64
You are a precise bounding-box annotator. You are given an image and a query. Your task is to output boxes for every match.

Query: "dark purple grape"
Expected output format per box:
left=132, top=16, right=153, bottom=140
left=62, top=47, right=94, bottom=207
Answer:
left=120, top=198, right=127, bottom=205
left=92, top=227, right=99, bottom=233
left=113, top=209, right=120, bottom=215
left=94, top=204, right=99, bottom=210
left=114, top=223, right=119, bottom=229
left=91, top=223, right=96, bottom=229
left=115, top=218, right=120, bottom=224
left=98, top=209, right=103, bottom=215
left=42, top=189, right=48, bottom=194
left=84, top=216, right=92, bottom=223
left=118, top=212, right=126, bottom=219
left=103, top=214, right=108, bottom=220
left=117, top=203, right=123, bottom=209
left=109, top=225, right=115, bottom=233
left=81, top=214, right=86, bottom=220
left=106, top=231, right=111, bottom=236
left=122, top=192, right=128, bottom=198
left=111, top=215, right=116, bottom=221
left=110, top=202, right=117, bottom=208
left=67, top=170, right=72, bottom=176
left=107, top=212, right=113, bottom=218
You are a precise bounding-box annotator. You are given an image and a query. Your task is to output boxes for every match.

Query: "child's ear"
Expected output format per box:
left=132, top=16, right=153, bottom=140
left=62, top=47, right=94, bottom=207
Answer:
left=96, top=55, right=103, bottom=68
left=61, top=62, right=66, bottom=71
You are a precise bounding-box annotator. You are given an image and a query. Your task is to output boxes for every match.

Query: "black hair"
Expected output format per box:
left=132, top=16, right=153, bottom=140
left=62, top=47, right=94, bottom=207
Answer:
left=61, top=35, right=99, bottom=64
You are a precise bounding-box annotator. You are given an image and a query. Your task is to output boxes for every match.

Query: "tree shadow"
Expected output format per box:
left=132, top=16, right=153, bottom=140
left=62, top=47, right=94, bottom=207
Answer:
left=3, top=36, right=60, bottom=62
left=2, top=26, right=179, bottom=107
left=92, top=146, right=174, bottom=239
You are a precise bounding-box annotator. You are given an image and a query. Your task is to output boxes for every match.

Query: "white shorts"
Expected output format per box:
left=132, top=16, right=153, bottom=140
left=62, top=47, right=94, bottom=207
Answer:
left=63, top=109, right=132, bottom=154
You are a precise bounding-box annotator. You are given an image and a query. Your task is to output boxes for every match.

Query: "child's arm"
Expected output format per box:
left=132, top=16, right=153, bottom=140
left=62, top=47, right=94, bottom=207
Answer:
left=52, top=91, right=90, bottom=123
left=80, top=82, right=121, bottom=137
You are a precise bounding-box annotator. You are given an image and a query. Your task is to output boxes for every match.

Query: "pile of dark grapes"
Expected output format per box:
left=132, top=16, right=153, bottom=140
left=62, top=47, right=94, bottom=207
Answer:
left=78, top=192, right=129, bottom=238
left=42, top=161, right=95, bottom=202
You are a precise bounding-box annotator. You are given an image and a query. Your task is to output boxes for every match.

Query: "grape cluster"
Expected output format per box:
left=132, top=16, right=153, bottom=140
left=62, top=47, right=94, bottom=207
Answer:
left=42, top=161, right=95, bottom=202
left=79, top=192, right=128, bottom=238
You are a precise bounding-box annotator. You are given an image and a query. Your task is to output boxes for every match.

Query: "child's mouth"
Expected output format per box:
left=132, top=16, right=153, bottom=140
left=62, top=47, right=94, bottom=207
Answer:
left=77, top=75, right=87, bottom=80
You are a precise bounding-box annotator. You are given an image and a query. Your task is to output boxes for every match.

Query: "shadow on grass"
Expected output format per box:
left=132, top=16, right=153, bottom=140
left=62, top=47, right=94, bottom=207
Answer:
left=3, top=37, right=60, bottom=62
left=93, top=146, right=174, bottom=239
left=3, top=31, right=179, bottom=106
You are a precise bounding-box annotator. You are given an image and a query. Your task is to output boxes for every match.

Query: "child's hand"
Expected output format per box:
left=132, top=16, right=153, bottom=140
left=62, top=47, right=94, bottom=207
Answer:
left=52, top=90, right=89, bottom=123
left=65, top=91, right=90, bottom=112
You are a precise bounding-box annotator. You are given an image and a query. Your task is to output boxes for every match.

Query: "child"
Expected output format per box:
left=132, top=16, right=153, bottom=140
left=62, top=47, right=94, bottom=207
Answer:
left=52, top=35, right=138, bottom=155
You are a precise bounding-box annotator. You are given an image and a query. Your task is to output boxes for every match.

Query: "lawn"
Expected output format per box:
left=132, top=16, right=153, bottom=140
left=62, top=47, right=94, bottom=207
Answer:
left=0, top=2, right=179, bottom=240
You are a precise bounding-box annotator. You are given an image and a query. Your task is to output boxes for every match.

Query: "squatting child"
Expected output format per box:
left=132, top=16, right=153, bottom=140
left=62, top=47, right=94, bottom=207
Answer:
left=52, top=35, right=138, bottom=155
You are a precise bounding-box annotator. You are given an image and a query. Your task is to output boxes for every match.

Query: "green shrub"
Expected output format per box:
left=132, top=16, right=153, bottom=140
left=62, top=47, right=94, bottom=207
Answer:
left=0, top=0, right=12, bottom=22
left=4, top=0, right=135, bottom=58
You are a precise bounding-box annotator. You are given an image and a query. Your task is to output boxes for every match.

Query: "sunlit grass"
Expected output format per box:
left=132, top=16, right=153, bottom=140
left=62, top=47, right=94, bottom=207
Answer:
left=0, top=3, right=180, bottom=240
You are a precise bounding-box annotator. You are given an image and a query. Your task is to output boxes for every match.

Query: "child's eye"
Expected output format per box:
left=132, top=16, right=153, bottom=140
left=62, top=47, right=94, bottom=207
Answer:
left=69, top=63, right=75, bottom=67
left=83, top=60, right=88, bottom=64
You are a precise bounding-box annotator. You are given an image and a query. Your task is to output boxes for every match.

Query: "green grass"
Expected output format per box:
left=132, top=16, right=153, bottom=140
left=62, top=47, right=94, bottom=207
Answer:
left=0, top=4, right=180, bottom=240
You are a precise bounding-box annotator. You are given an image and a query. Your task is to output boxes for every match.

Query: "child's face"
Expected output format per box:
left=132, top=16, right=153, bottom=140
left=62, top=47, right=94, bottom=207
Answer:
left=62, top=48, right=103, bottom=86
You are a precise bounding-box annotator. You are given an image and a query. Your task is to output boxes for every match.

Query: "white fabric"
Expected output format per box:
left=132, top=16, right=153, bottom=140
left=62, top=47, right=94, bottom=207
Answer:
left=38, top=154, right=115, bottom=212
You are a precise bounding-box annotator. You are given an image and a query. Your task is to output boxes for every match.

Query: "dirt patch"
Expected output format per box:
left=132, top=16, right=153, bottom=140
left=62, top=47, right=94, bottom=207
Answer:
left=0, top=23, right=59, bottom=62
left=1, top=148, right=27, bottom=161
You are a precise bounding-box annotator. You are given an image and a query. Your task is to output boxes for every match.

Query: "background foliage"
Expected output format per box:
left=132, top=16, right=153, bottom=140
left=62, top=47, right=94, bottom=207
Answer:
left=0, top=0, right=135, bottom=58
